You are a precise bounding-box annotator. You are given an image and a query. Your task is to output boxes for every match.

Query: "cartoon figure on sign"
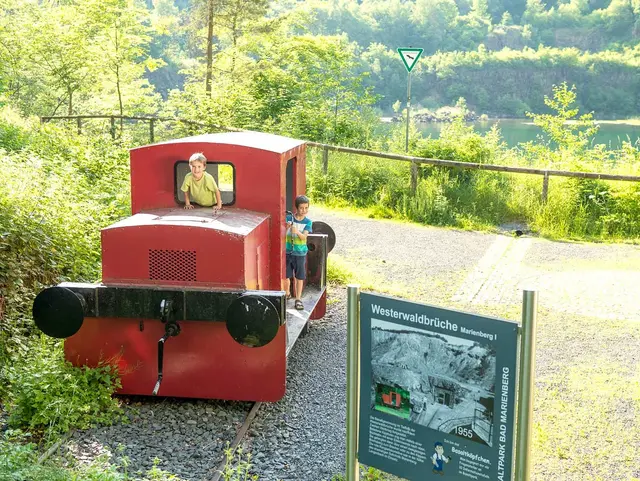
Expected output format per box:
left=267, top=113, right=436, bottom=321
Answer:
left=432, top=442, right=450, bottom=476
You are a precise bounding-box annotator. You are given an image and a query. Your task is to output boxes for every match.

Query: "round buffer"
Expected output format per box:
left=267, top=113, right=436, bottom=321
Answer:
left=226, top=295, right=280, bottom=347
left=310, top=221, right=336, bottom=253
left=32, top=286, right=85, bottom=338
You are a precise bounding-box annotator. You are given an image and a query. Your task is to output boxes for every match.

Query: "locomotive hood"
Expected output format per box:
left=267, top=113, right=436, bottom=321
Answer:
left=100, top=207, right=272, bottom=289
left=104, top=207, right=269, bottom=236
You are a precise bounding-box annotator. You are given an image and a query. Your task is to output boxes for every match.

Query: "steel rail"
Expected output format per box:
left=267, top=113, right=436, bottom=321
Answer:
left=208, top=402, right=263, bottom=481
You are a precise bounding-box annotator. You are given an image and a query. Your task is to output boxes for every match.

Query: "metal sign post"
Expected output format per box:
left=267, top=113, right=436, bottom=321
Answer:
left=347, top=284, right=361, bottom=481
left=515, top=290, right=538, bottom=481
left=405, top=71, right=412, bottom=153
left=397, top=48, right=423, bottom=154
left=397, top=48, right=423, bottom=191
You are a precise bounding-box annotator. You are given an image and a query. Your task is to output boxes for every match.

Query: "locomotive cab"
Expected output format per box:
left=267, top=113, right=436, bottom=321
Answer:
left=32, top=131, right=334, bottom=401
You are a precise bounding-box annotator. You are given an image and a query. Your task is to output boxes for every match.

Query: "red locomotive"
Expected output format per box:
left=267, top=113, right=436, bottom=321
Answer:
left=382, top=391, right=402, bottom=408
left=32, top=131, right=334, bottom=402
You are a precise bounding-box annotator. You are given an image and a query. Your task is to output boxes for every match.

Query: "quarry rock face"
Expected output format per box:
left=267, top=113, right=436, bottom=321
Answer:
left=371, top=328, right=496, bottom=410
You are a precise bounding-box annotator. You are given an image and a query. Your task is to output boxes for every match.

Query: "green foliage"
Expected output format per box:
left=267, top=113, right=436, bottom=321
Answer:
left=526, top=82, right=599, bottom=152
left=0, top=433, right=188, bottom=480
left=4, top=337, right=125, bottom=439
left=330, top=467, right=394, bottom=481
left=0, top=432, right=69, bottom=481
left=165, top=31, right=380, bottom=148
left=3, top=0, right=640, bottom=120
left=0, top=114, right=130, bottom=440
left=327, top=255, right=357, bottom=285
left=217, top=446, right=258, bottom=481
left=308, top=84, right=640, bottom=240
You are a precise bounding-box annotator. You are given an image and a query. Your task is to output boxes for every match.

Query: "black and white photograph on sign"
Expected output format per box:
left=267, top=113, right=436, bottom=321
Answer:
left=370, top=318, right=496, bottom=447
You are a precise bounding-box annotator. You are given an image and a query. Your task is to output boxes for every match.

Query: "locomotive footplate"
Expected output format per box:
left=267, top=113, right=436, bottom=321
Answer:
left=285, top=285, right=324, bottom=356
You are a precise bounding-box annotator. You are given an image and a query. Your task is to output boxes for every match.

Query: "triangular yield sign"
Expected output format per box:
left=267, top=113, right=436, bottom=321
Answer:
left=397, top=48, right=424, bottom=73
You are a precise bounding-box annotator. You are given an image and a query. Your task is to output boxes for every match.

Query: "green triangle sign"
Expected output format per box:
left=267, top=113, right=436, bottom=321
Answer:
left=397, top=48, right=424, bottom=73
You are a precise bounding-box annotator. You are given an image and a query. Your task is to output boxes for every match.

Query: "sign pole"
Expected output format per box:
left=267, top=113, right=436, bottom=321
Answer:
left=405, top=70, right=411, bottom=153
left=515, top=290, right=538, bottom=481
left=346, top=284, right=361, bottom=481
left=398, top=47, right=422, bottom=192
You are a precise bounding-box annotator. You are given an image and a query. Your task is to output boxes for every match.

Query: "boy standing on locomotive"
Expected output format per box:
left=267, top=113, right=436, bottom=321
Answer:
left=285, top=195, right=312, bottom=310
left=181, top=152, right=222, bottom=212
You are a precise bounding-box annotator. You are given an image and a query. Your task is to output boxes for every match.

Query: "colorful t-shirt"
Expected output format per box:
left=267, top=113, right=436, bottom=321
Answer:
left=286, top=214, right=312, bottom=256
left=181, top=172, right=219, bottom=206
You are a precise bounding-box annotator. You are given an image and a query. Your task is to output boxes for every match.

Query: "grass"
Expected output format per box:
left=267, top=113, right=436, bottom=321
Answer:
left=308, top=94, right=640, bottom=242
left=534, top=361, right=640, bottom=480
left=0, top=437, right=259, bottom=481
left=327, top=254, right=408, bottom=299
left=0, top=437, right=188, bottom=481
left=530, top=312, right=640, bottom=481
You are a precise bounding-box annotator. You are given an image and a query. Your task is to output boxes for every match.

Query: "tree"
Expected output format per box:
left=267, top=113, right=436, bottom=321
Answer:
left=82, top=0, right=162, bottom=129
left=24, top=3, right=97, bottom=115
left=526, top=82, right=599, bottom=152
left=188, top=0, right=268, bottom=95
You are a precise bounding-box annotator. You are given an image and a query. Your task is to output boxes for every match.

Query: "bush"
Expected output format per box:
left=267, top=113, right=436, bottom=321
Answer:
left=5, top=337, right=124, bottom=439
left=0, top=121, right=130, bottom=369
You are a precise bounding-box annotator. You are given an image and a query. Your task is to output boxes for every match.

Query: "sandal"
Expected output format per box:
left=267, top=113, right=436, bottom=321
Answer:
left=294, top=299, right=304, bottom=310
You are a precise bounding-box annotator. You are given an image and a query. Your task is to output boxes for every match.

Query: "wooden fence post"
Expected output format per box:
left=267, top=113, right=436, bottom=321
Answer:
left=149, top=119, right=155, bottom=143
left=541, top=171, right=549, bottom=204
left=110, top=117, right=116, bottom=140
left=323, top=146, right=329, bottom=175
left=76, top=117, right=82, bottom=135
left=411, top=161, right=418, bottom=193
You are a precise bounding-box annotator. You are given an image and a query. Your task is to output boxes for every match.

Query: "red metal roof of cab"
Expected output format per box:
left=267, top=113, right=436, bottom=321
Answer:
left=130, top=131, right=306, bottom=155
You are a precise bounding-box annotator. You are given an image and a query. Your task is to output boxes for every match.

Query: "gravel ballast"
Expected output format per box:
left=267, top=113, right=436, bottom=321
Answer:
left=67, top=399, right=251, bottom=480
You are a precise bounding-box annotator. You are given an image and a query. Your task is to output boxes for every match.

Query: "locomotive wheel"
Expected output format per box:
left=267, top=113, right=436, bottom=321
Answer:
left=32, top=286, right=85, bottom=338
left=226, top=294, right=280, bottom=347
left=309, top=221, right=336, bottom=253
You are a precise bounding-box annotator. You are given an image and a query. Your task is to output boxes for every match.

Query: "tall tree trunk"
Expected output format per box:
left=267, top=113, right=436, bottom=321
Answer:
left=115, top=22, right=124, bottom=135
left=231, top=8, right=238, bottom=74
left=205, top=0, right=214, bottom=95
left=67, top=86, right=73, bottom=116
left=116, top=64, right=123, bottom=135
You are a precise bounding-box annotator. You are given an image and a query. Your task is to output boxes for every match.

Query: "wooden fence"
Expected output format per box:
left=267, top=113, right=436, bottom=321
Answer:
left=39, top=114, right=242, bottom=142
left=40, top=114, right=640, bottom=203
left=306, top=142, right=640, bottom=203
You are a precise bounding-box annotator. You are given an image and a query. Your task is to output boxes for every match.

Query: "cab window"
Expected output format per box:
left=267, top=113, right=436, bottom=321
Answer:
left=174, top=161, right=236, bottom=206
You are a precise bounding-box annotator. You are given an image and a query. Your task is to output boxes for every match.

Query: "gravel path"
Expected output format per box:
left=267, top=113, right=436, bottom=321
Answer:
left=65, top=208, right=640, bottom=481
left=247, top=293, right=348, bottom=481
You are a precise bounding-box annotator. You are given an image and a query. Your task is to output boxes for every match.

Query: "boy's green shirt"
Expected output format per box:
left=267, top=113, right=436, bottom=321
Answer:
left=181, top=172, right=219, bottom=206
left=286, top=214, right=312, bottom=256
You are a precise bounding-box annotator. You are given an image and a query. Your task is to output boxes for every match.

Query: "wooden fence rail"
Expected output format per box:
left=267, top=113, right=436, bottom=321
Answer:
left=306, top=141, right=640, bottom=203
left=40, top=115, right=640, bottom=203
left=39, top=114, right=242, bottom=143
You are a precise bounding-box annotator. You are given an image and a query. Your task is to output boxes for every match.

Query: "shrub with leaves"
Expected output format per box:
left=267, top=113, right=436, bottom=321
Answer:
left=5, top=337, right=124, bottom=439
left=0, top=118, right=130, bottom=374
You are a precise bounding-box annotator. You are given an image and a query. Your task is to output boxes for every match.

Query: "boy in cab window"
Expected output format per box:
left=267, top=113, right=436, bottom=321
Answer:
left=181, top=152, right=222, bottom=212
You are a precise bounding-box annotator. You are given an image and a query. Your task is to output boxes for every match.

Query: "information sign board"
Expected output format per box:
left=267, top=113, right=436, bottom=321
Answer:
left=358, top=292, right=519, bottom=481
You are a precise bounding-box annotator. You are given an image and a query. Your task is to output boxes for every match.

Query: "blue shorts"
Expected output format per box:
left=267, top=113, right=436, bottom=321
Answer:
left=286, top=253, right=307, bottom=280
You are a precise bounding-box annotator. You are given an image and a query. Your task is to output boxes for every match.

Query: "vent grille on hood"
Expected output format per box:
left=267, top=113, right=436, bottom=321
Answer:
left=149, top=249, right=196, bottom=282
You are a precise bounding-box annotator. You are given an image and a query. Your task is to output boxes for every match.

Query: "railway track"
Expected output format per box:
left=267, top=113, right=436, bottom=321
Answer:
left=208, top=402, right=263, bottom=481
